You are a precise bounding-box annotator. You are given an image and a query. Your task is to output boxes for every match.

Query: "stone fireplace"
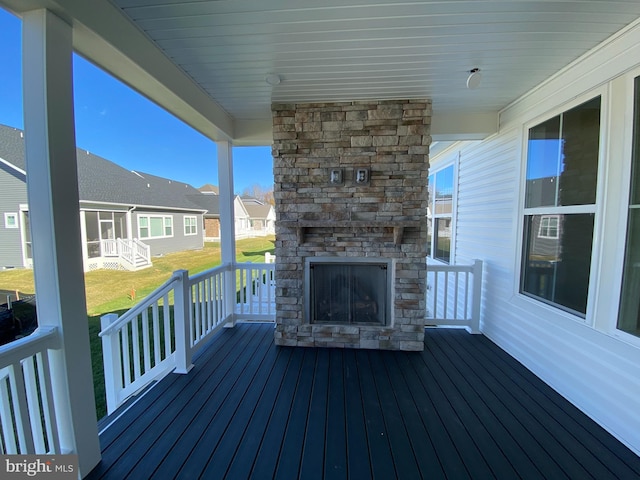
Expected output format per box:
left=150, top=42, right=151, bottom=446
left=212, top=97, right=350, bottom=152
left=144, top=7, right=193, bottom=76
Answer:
left=272, top=100, right=431, bottom=351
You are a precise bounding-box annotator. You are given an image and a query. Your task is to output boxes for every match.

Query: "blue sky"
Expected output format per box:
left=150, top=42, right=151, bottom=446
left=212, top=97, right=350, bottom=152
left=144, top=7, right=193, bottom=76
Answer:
left=0, top=7, right=273, bottom=194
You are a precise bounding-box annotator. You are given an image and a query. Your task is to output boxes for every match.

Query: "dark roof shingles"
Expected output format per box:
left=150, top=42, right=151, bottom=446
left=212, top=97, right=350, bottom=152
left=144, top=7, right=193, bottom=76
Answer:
left=0, top=124, right=206, bottom=212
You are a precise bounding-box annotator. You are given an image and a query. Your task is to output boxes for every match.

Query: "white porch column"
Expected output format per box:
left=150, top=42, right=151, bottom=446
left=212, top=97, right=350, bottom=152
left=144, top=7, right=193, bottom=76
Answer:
left=217, top=141, right=237, bottom=325
left=22, top=9, right=101, bottom=476
left=79, top=210, right=89, bottom=271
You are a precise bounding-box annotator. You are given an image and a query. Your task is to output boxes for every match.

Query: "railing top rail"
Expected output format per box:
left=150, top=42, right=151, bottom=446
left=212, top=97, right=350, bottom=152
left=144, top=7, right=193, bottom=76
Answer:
left=0, top=326, right=59, bottom=369
left=99, top=273, right=181, bottom=337
left=188, top=263, right=232, bottom=285
left=235, top=262, right=274, bottom=269
left=427, top=260, right=481, bottom=273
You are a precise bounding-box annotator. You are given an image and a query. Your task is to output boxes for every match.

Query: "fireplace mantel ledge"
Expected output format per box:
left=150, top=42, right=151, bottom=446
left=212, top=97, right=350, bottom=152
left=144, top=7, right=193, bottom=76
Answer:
left=278, top=220, right=422, bottom=245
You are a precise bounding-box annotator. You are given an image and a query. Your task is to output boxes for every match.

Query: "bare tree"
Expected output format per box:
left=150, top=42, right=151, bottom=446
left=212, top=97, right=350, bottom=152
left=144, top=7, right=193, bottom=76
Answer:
left=241, top=184, right=274, bottom=205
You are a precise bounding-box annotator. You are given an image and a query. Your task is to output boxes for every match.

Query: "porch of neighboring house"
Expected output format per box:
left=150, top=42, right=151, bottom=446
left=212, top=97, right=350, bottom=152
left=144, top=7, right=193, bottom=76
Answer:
left=87, top=322, right=640, bottom=479
left=89, top=237, right=152, bottom=272
left=83, top=211, right=151, bottom=272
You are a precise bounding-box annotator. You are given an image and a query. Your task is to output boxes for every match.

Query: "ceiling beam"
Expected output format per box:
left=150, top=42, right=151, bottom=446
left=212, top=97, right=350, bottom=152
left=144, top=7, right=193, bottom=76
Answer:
left=233, top=111, right=499, bottom=146
left=430, top=112, right=498, bottom=141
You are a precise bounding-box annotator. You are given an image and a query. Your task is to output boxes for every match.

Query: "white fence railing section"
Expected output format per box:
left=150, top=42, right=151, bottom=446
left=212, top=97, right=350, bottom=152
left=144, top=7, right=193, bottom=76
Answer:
left=426, top=260, right=483, bottom=333
left=99, top=262, right=276, bottom=415
left=101, top=238, right=151, bottom=270
left=0, top=327, right=62, bottom=454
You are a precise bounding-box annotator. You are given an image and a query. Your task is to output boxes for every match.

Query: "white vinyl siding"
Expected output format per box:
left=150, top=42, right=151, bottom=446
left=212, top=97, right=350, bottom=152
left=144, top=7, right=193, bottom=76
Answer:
left=184, top=215, right=197, bottom=236
left=138, top=215, right=173, bottom=239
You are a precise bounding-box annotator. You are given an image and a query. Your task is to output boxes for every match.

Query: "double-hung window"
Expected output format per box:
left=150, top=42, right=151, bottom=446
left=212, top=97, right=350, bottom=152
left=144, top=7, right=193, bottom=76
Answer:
left=617, top=76, right=640, bottom=338
left=520, top=96, right=601, bottom=317
left=427, top=164, right=455, bottom=263
left=138, top=215, right=173, bottom=239
left=184, top=216, right=197, bottom=236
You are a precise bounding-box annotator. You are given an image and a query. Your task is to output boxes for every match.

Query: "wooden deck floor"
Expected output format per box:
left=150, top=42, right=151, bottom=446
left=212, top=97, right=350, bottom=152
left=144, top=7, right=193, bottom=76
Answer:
left=87, top=323, right=640, bottom=479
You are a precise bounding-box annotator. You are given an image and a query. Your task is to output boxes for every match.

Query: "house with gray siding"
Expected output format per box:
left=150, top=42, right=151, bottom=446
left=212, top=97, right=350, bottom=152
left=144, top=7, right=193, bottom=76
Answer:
left=0, top=124, right=206, bottom=271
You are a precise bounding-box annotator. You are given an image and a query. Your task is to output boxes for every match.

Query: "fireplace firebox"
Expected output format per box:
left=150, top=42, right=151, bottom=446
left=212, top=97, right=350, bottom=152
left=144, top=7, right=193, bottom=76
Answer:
left=305, top=258, right=392, bottom=326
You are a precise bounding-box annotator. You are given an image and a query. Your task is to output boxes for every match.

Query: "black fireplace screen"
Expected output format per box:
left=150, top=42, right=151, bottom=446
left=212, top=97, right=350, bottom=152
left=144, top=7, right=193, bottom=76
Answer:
left=309, top=263, right=388, bottom=325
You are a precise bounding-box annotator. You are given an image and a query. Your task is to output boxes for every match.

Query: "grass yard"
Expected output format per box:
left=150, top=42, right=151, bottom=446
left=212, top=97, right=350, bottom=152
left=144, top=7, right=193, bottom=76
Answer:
left=0, top=236, right=275, bottom=419
left=0, top=236, right=275, bottom=314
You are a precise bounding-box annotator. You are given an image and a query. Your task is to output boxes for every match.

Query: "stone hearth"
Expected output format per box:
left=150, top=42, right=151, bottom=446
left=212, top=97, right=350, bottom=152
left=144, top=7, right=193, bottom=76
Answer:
left=272, top=100, right=431, bottom=351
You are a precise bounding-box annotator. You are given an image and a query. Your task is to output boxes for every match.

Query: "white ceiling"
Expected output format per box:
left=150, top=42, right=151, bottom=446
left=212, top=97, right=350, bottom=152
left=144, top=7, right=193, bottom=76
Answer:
left=113, top=0, right=640, bottom=120
left=5, top=0, right=640, bottom=143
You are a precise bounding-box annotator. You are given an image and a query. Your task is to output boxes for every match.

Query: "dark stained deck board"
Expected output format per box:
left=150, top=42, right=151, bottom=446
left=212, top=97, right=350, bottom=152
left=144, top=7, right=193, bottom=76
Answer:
left=325, top=349, right=347, bottom=479
left=222, top=344, right=298, bottom=480
left=272, top=347, right=316, bottom=479
left=391, top=352, right=469, bottom=479
left=368, top=352, right=422, bottom=479
left=90, top=324, right=254, bottom=478
left=380, top=351, right=445, bottom=480
left=445, top=330, right=640, bottom=479
left=298, top=348, right=330, bottom=480
left=403, top=349, right=496, bottom=478
left=438, top=330, right=588, bottom=478
left=444, top=330, right=621, bottom=478
left=432, top=331, right=568, bottom=479
left=421, top=336, right=520, bottom=478
left=87, top=323, right=640, bottom=480
left=424, top=333, right=542, bottom=479
left=357, top=350, right=397, bottom=479
left=342, top=350, right=372, bottom=480
left=165, top=325, right=275, bottom=479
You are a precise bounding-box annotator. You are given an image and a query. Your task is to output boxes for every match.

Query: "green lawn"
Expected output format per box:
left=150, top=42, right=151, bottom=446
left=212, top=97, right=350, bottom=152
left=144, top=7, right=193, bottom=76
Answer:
left=0, top=236, right=275, bottom=420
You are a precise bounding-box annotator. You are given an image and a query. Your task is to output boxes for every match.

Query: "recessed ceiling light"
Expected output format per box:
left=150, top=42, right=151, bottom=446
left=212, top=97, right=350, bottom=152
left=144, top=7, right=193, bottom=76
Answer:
left=466, top=68, right=482, bottom=89
left=265, top=74, right=281, bottom=86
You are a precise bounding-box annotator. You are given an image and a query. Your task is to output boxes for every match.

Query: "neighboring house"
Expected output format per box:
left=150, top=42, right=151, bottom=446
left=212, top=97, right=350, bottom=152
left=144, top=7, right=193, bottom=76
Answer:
left=241, top=197, right=275, bottom=235
left=194, top=186, right=275, bottom=240
left=0, top=125, right=207, bottom=271
left=233, top=196, right=252, bottom=238
left=189, top=191, right=220, bottom=241
left=198, top=183, right=219, bottom=195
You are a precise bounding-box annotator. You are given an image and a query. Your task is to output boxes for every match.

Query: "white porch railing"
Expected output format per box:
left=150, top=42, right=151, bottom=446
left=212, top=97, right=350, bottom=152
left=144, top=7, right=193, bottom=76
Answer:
left=0, top=327, right=62, bottom=454
left=100, top=238, right=151, bottom=270
left=116, top=238, right=135, bottom=265
left=133, top=238, right=151, bottom=263
left=99, top=262, right=276, bottom=415
left=426, top=259, right=483, bottom=333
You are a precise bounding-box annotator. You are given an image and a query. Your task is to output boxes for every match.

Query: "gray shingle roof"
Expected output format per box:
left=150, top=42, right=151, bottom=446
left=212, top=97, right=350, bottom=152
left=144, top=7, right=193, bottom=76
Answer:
left=0, top=124, right=207, bottom=212
left=186, top=194, right=219, bottom=216
left=241, top=197, right=273, bottom=219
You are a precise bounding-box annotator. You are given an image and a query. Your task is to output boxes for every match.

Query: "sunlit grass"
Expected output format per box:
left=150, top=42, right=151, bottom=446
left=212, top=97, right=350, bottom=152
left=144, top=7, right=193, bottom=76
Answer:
left=0, top=236, right=275, bottom=315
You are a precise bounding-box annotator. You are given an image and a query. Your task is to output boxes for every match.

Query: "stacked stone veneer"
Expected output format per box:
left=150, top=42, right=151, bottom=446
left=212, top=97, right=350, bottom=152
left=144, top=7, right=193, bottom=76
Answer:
left=272, top=100, right=431, bottom=351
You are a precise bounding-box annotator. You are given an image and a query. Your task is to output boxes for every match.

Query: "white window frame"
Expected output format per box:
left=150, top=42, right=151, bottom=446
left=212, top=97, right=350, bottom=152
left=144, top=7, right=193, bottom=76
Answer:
left=516, top=89, right=607, bottom=324
left=137, top=215, right=173, bottom=239
left=4, top=212, right=18, bottom=229
left=184, top=215, right=198, bottom=236
left=610, top=69, right=640, bottom=345
left=427, top=161, right=457, bottom=264
left=538, top=215, right=560, bottom=239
